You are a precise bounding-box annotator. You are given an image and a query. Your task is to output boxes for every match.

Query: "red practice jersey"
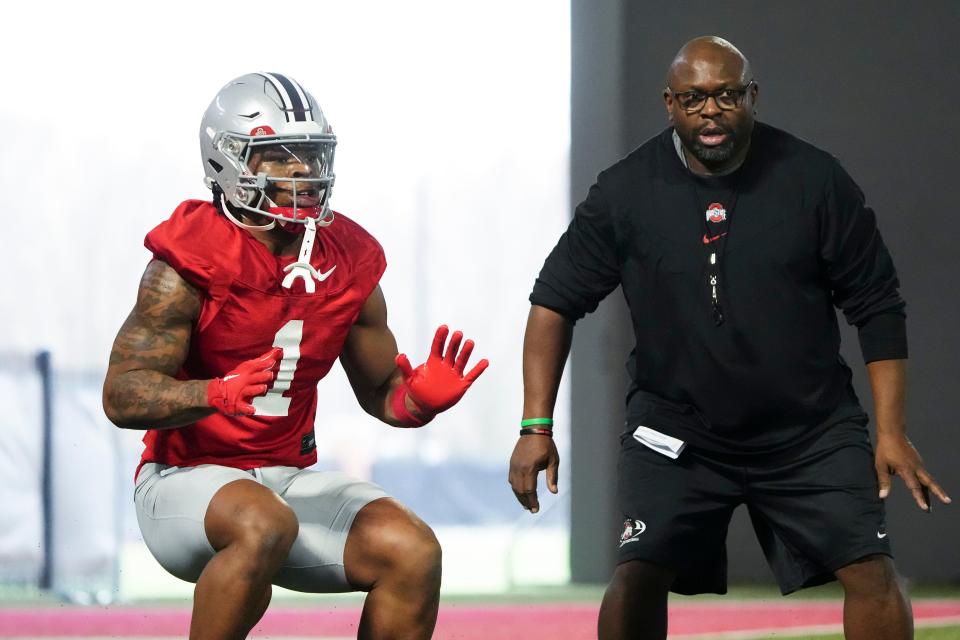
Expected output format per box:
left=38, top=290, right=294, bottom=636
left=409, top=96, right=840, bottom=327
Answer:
left=136, top=200, right=386, bottom=477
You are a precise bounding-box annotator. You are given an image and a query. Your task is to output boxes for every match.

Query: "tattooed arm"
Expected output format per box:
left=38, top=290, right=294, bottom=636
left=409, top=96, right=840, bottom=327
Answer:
left=102, top=259, right=213, bottom=430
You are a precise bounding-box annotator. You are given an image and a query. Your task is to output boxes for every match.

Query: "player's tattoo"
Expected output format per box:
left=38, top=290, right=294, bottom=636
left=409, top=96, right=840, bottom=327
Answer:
left=104, top=260, right=214, bottom=429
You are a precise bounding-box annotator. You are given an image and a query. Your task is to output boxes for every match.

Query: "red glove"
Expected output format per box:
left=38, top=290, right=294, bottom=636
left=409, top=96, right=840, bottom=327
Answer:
left=393, top=325, right=489, bottom=423
left=207, top=348, right=283, bottom=416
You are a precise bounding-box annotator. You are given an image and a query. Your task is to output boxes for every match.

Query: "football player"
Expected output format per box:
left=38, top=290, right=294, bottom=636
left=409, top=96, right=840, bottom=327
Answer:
left=103, top=72, right=488, bottom=640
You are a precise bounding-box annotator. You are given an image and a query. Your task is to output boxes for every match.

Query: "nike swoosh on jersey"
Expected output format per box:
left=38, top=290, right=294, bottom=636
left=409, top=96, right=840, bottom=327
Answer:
left=316, top=265, right=337, bottom=281
left=877, top=531, right=888, bottom=539
left=702, top=232, right=728, bottom=244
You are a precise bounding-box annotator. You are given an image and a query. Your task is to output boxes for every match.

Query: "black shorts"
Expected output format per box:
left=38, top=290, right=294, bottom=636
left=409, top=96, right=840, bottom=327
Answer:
left=616, top=421, right=891, bottom=595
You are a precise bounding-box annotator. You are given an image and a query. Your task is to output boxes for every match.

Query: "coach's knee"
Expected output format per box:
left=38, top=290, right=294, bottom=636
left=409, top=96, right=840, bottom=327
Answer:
left=607, top=559, right=675, bottom=599
left=836, top=554, right=902, bottom=599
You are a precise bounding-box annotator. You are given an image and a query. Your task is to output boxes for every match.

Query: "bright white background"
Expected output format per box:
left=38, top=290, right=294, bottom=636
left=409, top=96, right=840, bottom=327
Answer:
left=0, top=0, right=571, bottom=595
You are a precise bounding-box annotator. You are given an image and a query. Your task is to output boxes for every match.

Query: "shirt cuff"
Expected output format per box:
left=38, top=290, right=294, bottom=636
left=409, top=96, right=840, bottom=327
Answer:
left=529, top=281, right=589, bottom=322
left=857, top=311, right=908, bottom=363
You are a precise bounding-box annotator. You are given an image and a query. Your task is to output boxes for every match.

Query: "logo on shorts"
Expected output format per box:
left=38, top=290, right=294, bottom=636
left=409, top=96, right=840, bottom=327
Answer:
left=705, top=202, right=727, bottom=223
left=619, top=518, right=646, bottom=547
left=877, top=528, right=888, bottom=539
left=300, top=430, right=316, bottom=455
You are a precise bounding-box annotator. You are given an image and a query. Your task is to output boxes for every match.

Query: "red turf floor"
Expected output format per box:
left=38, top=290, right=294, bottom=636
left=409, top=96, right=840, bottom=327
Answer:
left=1, top=600, right=958, bottom=638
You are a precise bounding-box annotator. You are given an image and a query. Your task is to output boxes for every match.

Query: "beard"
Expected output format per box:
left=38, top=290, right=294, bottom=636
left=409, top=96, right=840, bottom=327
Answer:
left=677, top=121, right=752, bottom=169
left=690, top=135, right=737, bottom=165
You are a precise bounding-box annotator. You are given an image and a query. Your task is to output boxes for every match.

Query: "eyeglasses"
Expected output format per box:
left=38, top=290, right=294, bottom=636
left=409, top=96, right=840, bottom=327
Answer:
left=667, top=80, right=755, bottom=113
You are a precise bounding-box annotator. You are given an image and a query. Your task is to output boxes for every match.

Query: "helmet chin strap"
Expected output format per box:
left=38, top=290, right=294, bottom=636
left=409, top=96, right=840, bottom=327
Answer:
left=220, top=192, right=326, bottom=294
left=281, top=216, right=321, bottom=293
left=221, top=194, right=276, bottom=230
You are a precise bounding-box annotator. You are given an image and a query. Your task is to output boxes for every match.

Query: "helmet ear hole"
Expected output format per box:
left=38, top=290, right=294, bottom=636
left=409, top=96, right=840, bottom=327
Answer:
left=220, top=136, right=245, bottom=158
left=236, top=187, right=254, bottom=205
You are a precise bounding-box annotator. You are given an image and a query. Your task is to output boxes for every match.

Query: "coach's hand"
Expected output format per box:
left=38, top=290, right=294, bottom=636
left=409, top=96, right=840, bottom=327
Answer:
left=207, top=348, right=283, bottom=416
left=396, top=325, right=489, bottom=414
left=509, top=434, right=559, bottom=514
left=875, top=432, right=951, bottom=512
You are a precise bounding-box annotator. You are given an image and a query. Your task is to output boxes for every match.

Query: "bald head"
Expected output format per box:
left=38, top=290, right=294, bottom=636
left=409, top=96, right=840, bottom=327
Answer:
left=667, top=36, right=752, bottom=89
left=663, top=36, right=758, bottom=175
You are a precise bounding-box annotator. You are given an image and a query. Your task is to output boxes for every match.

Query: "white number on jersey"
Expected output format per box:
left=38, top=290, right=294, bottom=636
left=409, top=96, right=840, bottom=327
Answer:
left=252, top=319, right=303, bottom=417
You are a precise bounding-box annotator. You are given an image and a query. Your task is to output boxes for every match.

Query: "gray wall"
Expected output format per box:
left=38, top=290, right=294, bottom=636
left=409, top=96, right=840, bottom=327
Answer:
left=570, top=0, right=960, bottom=584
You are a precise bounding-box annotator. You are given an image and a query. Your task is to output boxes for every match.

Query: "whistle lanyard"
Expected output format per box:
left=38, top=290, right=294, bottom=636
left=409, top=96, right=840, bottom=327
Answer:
left=690, top=181, right=740, bottom=326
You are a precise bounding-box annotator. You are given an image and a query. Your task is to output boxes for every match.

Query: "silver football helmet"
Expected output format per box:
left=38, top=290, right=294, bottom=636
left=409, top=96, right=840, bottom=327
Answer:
left=199, top=73, right=336, bottom=231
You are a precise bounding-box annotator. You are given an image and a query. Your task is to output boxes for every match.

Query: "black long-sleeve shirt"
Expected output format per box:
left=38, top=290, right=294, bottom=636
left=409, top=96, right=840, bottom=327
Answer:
left=531, top=123, right=906, bottom=455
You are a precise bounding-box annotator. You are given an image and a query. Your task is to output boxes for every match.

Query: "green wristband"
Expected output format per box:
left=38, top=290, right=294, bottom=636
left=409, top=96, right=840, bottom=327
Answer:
left=520, top=418, right=554, bottom=428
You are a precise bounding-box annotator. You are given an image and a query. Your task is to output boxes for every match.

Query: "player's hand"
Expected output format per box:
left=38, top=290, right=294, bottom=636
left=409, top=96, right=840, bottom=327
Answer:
left=508, top=434, right=559, bottom=514
left=875, top=432, right=951, bottom=512
left=207, top=348, right=283, bottom=417
left=395, top=325, right=489, bottom=414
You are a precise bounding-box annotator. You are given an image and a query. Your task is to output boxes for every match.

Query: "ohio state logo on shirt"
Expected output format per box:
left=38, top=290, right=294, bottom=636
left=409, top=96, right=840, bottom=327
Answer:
left=705, top=202, right=727, bottom=223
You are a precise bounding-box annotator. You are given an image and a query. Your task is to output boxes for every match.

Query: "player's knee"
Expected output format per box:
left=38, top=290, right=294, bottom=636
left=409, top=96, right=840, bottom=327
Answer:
left=391, top=521, right=442, bottom=584
left=231, top=501, right=299, bottom=562
left=413, top=528, right=443, bottom=582
left=367, top=513, right=442, bottom=589
left=347, top=499, right=441, bottom=591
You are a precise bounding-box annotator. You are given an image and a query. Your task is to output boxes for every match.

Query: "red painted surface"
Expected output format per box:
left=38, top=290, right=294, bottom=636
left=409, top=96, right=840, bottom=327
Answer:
left=0, top=601, right=957, bottom=637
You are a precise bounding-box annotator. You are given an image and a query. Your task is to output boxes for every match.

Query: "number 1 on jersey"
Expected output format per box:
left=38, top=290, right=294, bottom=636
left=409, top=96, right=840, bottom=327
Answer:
left=253, top=319, right=303, bottom=417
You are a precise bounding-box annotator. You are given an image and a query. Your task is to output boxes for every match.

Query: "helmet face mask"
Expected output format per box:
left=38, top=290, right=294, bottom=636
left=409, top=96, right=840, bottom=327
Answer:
left=228, top=136, right=336, bottom=230
left=200, top=73, right=337, bottom=231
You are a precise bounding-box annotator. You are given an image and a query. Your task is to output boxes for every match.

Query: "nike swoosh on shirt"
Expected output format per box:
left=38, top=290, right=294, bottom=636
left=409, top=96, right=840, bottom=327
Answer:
left=877, top=531, right=888, bottom=539
left=316, top=265, right=337, bottom=281
left=702, top=232, right=728, bottom=244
